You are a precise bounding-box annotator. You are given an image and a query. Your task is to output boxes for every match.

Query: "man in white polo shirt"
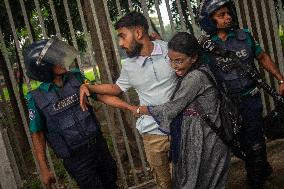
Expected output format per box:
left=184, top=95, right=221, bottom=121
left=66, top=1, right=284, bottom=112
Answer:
left=80, top=11, right=176, bottom=189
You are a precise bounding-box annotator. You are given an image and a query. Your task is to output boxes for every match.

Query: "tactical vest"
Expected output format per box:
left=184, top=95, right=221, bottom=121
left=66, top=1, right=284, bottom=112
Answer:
left=208, top=29, right=257, bottom=94
left=31, top=73, right=99, bottom=158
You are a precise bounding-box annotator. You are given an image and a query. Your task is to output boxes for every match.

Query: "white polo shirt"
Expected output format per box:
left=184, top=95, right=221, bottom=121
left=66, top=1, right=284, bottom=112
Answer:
left=116, top=40, right=177, bottom=135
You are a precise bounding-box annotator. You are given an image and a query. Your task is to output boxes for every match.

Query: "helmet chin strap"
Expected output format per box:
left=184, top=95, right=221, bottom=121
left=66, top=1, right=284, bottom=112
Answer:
left=53, top=73, right=65, bottom=87
left=217, top=27, right=232, bottom=33
left=54, top=71, right=67, bottom=79
left=216, top=21, right=238, bottom=34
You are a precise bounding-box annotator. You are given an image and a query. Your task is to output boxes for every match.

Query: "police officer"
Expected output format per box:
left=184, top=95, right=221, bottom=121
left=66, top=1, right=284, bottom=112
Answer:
left=25, top=37, right=133, bottom=189
left=199, top=0, right=284, bottom=188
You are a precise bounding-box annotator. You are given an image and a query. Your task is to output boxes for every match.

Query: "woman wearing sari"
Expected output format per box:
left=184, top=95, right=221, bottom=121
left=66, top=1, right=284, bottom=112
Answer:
left=136, top=32, right=230, bottom=189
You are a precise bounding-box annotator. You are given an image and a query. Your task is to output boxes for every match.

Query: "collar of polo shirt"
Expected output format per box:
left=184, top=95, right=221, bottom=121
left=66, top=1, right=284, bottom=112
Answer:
left=134, top=41, right=164, bottom=67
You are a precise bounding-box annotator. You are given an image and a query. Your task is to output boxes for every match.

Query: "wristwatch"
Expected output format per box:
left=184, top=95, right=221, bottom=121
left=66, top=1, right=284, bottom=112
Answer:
left=278, top=80, right=284, bottom=85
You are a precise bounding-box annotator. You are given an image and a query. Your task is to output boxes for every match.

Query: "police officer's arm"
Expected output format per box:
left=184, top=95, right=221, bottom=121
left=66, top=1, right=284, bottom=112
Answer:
left=248, top=32, right=284, bottom=95
left=27, top=94, right=55, bottom=187
left=257, top=52, right=284, bottom=95
left=32, top=132, right=48, bottom=170
left=31, top=132, right=55, bottom=188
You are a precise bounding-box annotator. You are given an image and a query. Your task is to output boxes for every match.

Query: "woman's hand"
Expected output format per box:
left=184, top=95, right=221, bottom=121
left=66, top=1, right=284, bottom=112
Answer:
left=80, top=84, right=90, bottom=111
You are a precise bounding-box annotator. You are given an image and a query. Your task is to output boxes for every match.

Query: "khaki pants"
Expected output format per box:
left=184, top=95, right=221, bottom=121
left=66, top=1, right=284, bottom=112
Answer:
left=143, top=134, right=172, bottom=189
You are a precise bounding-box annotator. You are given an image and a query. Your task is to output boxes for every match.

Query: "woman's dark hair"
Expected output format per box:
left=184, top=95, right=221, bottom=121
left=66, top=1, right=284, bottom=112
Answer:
left=168, top=32, right=201, bottom=57
left=114, top=11, right=149, bottom=33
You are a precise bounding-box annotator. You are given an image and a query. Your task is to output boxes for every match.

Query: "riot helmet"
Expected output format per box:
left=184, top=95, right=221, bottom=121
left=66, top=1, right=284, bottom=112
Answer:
left=198, top=0, right=238, bottom=35
left=24, top=36, right=78, bottom=82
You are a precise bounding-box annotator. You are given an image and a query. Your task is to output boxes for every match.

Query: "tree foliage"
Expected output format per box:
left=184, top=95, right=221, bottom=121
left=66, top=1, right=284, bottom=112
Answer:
left=1, top=0, right=82, bottom=46
left=171, top=0, right=199, bottom=33
left=1, top=0, right=200, bottom=47
left=1, top=0, right=282, bottom=51
left=107, top=0, right=159, bottom=22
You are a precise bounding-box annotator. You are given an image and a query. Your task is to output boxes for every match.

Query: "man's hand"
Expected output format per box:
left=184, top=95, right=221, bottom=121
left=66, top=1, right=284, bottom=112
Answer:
left=128, top=105, right=139, bottom=117
left=130, top=106, right=149, bottom=117
left=139, top=106, right=149, bottom=115
left=80, top=84, right=90, bottom=111
left=279, top=83, right=284, bottom=96
left=41, top=169, right=56, bottom=189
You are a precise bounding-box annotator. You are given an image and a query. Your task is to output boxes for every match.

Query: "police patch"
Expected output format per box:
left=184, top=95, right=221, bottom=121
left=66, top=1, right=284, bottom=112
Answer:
left=29, top=109, right=36, bottom=120
left=53, top=93, right=79, bottom=111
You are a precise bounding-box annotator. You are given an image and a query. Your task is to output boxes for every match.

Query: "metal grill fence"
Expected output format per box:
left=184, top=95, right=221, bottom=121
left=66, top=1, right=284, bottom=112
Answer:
left=0, top=0, right=283, bottom=188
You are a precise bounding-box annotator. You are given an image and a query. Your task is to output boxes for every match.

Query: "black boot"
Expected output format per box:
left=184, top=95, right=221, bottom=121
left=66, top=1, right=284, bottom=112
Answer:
left=245, top=144, right=272, bottom=189
left=263, top=161, right=273, bottom=179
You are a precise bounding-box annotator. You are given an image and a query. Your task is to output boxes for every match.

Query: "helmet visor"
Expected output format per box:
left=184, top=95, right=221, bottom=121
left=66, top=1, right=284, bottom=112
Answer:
left=36, top=36, right=78, bottom=70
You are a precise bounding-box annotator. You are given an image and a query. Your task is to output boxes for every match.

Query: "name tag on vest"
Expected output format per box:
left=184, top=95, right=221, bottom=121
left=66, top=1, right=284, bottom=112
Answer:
left=53, top=93, right=79, bottom=112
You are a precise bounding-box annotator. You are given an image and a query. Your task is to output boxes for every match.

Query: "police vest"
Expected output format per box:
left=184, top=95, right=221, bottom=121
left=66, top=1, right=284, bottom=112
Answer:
left=208, top=29, right=257, bottom=94
left=31, top=73, right=99, bottom=158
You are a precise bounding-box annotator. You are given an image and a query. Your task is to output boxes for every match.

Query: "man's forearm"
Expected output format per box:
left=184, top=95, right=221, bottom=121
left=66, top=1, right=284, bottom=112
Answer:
left=87, top=84, right=122, bottom=96
left=97, top=94, right=135, bottom=111
left=31, top=132, right=49, bottom=172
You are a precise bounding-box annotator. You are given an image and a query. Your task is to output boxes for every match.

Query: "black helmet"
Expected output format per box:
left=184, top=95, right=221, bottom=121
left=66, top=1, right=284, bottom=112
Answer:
left=198, top=0, right=238, bottom=35
left=24, top=36, right=78, bottom=82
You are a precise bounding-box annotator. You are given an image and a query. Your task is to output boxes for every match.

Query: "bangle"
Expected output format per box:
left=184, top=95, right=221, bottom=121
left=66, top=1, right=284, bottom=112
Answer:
left=278, top=80, right=284, bottom=85
left=136, top=107, right=140, bottom=114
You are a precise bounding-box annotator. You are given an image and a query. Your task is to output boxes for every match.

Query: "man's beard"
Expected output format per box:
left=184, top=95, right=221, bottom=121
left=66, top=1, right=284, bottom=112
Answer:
left=125, top=40, right=143, bottom=58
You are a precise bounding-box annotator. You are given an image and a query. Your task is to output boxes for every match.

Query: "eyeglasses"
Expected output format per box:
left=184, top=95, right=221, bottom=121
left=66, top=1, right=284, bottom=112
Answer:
left=165, top=55, right=191, bottom=65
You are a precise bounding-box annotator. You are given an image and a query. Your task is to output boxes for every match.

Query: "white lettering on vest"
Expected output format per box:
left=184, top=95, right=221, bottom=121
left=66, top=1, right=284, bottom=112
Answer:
left=53, top=93, right=79, bottom=111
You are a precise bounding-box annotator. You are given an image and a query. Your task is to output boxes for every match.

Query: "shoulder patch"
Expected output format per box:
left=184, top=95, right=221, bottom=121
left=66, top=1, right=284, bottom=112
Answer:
left=70, top=68, right=81, bottom=73
left=242, top=28, right=250, bottom=33
left=26, top=92, right=33, bottom=101
left=236, top=29, right=247, bottom=41
left=69, top=69, right=82, bottom=79
left=29, top=109, right=36, bottom=120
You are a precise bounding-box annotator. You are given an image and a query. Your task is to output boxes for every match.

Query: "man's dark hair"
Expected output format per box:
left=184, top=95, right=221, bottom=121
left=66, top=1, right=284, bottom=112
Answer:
left=114, top=11, right=149, bottom=33
left=168, top=32, right=201, bottom=57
